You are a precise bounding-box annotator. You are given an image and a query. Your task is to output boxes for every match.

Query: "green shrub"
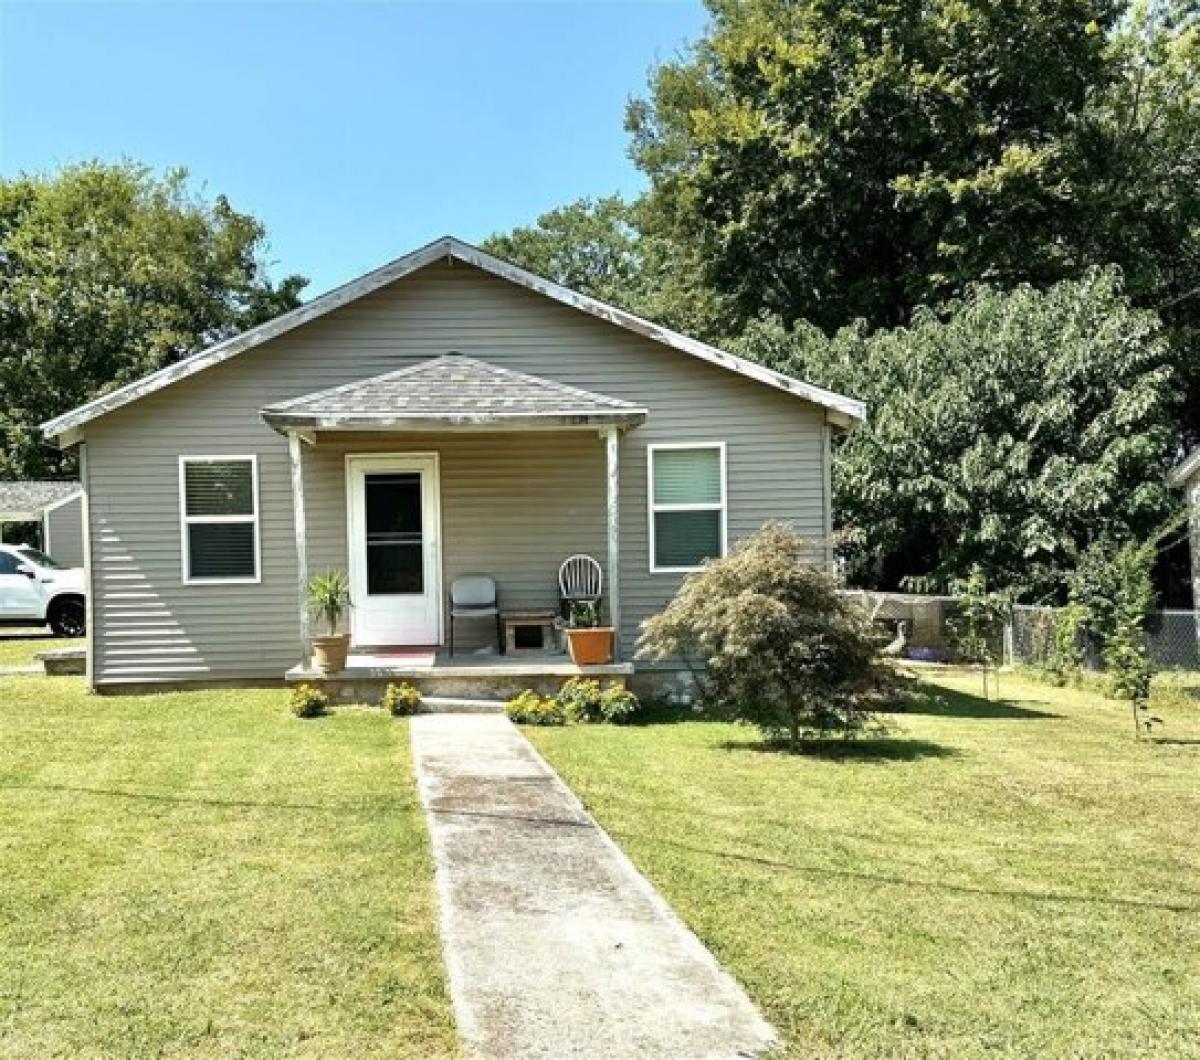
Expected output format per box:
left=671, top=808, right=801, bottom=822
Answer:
left=380, top=681, right=422, bottom=716
left=505, top=690, right=565, bottom=726
left=289, top=683, right=329, bottom=719
left=555, top=677, right=640, bottom=723
left=556, top=677, right=603, bottom=722
left=637, top=522, right=889, bottom=747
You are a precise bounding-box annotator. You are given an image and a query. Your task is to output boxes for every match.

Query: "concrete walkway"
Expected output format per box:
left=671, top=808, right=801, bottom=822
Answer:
left=410, top=713, right=775, bottom=1060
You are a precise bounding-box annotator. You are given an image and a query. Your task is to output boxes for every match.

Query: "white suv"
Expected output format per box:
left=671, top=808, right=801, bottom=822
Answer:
left=0, top=544, right=86, bottom=637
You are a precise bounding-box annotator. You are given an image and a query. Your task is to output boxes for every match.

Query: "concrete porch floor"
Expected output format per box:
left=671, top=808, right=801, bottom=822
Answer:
left=285, top=647, right=633, bottom=703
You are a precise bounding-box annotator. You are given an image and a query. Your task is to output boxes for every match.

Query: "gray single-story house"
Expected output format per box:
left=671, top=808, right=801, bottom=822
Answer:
left=0, top=481, right=85, bottom=568
left=42, top=236, right=864, bottom=695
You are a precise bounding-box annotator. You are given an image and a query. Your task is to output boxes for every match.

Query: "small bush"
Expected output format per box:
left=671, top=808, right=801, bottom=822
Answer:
left=289, top=683, right=329, bottom=719
left=637, top=522, right=890, bottom=747
left=556, top=677, right=603, bottom=722
left=556, top=677, right=640, bottom=723
left=381, top=681, right=422, bottom=716
left=505, top=690, right=566, bottom=726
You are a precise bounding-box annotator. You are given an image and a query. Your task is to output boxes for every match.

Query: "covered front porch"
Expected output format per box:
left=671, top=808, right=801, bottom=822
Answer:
left=263, top=353, right=646, bottom=691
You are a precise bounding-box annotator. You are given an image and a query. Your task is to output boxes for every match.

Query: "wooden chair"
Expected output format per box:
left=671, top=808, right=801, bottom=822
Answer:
left=448, top=574, right=502, bottom=656
left=558, top=554, right=603, bottom=621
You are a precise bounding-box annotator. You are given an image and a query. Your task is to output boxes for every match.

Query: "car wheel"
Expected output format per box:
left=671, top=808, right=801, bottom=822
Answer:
left=49, top=596, right=86, bottom=638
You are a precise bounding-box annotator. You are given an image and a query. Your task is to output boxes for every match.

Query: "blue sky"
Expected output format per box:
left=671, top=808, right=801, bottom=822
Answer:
left=0, top=1, right=707, bottom=296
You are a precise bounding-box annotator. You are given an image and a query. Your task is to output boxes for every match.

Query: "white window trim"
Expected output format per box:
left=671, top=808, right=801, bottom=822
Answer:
left=647, top=441, right=728, bottom=574
left=178, top=455, right=262, bottom=585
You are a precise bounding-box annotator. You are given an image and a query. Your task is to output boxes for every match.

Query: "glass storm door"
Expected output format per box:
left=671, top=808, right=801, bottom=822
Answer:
left=348, top=455, right=440, bottom=645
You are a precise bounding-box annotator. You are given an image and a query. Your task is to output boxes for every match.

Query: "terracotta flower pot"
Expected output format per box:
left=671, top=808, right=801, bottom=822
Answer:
left=566, top=627, right=614, bottom=666
left=312, top=633, right=351, bottom=674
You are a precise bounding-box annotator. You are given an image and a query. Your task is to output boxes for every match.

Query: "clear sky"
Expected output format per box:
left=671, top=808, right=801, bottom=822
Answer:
left=0, top=1, right=708, bottom=296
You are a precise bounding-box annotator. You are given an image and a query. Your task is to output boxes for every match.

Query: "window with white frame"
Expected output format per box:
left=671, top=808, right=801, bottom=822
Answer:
left=179, top=456, right=260, bottom=583
left=648, top=443, right=727, bottom=572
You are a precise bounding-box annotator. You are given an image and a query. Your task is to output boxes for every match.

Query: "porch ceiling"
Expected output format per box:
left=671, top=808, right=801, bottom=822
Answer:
left=261, top=353, right=648, bottom=433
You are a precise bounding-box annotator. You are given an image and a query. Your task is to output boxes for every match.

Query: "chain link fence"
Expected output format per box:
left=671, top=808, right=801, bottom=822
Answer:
left=844, top=591, right=1200, bottom=671
left=1007, top=604, right=1200, bottom=671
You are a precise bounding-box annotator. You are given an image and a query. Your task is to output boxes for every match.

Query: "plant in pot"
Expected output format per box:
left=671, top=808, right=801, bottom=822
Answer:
left=308, top=570, right=351, bottom=674
left=564, top=600, right=614, bottom=666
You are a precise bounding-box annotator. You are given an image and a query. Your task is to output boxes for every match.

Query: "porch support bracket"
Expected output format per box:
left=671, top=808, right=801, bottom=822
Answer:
left=287, top=430, right=310, bottom=666
left=602, top=425, right=621, bottom=661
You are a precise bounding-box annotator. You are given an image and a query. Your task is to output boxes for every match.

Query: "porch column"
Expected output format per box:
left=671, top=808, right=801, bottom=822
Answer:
left=603, top=426, right=621, bottom=660
left=287, top=430, right=310, bottom=667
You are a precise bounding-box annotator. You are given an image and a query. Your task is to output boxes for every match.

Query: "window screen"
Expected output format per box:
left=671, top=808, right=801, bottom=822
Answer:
left=181, top=458, right=258, bottom=582
left=650, top=446, right=725, bottom=570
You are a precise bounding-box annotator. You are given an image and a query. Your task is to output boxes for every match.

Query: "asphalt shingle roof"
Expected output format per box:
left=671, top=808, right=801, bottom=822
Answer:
left=0, top=481, right=80, bottom=519
left=262, top=354, right=647, bottom=430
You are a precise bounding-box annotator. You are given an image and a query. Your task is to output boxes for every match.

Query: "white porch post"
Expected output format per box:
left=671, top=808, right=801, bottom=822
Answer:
left=603, top=426, right=621, bottom=660
left=287, top=430, right=310, bottom=667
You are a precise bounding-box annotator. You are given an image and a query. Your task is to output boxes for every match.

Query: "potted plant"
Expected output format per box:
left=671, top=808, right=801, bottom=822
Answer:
left=564, top=600, right=614, bottom=665
left=308, top=570, right=351, bottom=673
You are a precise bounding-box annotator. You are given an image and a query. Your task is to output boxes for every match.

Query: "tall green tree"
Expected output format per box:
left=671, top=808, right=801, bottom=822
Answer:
left=482, top=196, right=724, bottom=336
left=735, top=270, right=1177, bottom=596
left=627, top=0, right=1124, bottom=333
left=0, top=161, right=307, bottom=478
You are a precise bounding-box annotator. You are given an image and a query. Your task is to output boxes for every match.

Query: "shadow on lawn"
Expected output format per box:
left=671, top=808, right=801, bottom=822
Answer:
left=718, top=736, right=957, bottom=762
left=617, top=833, right=1200, bottom=914
left=898, top=683, right=1061, bottom=720
left=0, top=781, right=394, bottom=815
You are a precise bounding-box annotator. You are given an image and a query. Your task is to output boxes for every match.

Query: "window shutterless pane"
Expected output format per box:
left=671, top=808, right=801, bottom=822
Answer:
left=654, top=509, right=721, bottom=569
left=185, top=461, right=254, bottom=516
left=653, top=448, right=721, bottom=505
left=188, top=522, right=256, bottom=579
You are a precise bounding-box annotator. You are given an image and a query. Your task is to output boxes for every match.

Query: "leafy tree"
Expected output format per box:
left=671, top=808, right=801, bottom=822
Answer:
left=627, top=0, right=1123, bottom=334
left=0, top=161, right=307, bottom=478
left=482, top=196, right=723, bottom=335
left=948, top=566, right=1011, bottom=699
left=482, top=197, right=643, bottom=309
left=1069, top=532, right=1174, bottom=734
left=637, top=522, right=889, bottom=748
left=627, top=0, right=1200, bottom=443
left=735, top=270, right=1177, bottom=596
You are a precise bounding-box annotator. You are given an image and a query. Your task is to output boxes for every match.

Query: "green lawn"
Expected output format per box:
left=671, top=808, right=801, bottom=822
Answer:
left=0, top=632, right=76, bottom=668
left=527, top=669, right=1200, bottom=1059
left=0, top=676, right=457, bottom=1059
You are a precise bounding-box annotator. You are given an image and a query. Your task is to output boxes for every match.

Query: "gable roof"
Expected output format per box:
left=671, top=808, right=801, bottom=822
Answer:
left=0, top=480, right=81, bottom=521
left=41, top=235, right=866, bottom=443
left=1169, top=447, right=1200, bottom=488
left=261, top=353, right=647, bottom=432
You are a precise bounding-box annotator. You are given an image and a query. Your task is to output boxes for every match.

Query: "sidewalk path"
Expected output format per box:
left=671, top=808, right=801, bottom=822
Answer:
left=410, top=713, right=775, bottom=1060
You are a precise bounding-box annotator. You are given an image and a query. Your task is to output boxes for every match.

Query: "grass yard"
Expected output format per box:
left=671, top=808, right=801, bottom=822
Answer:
left=527, top=669, right=1200, bottom=1059
left=0, top=631, right=76, bottom=668
left=0, top=676, right=458, bottom=1059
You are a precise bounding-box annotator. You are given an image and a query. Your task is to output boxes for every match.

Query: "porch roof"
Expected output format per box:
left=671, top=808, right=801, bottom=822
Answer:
left=261, top=354, right=648, bottom=432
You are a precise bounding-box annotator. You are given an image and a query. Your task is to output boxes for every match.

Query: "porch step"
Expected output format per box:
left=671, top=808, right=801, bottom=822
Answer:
left=419, top=696, right=506, bottom=715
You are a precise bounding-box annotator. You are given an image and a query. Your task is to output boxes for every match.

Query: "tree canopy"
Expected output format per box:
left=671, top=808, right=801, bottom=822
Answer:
left=0, top=161, right=306, bottom=478
left=735, top=270, right=1177, bottom=596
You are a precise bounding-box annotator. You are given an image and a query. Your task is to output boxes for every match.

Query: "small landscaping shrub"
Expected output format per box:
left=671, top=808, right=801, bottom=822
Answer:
left=289, top=683, right=329, bottom=719
left=556, top=677, right=640, bottom=723
left=505, top=690, right=566, bottom=726
left=381, top=681, right=422, bottom=716
left=637, top=522, right=890, bottom=748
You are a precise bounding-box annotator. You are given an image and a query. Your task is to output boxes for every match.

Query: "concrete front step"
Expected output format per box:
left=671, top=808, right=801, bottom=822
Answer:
left=420, top=696, right=506, bottom=714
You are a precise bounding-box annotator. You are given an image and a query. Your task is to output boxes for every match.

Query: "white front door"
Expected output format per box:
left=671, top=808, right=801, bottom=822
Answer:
left=347, top=454, right=441, bottom=646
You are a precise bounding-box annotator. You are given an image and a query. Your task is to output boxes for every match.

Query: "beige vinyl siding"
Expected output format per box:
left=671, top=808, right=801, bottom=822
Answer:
left=44, top=493, right=84, bottom=569
left=82, top=260, right=828, bottom=685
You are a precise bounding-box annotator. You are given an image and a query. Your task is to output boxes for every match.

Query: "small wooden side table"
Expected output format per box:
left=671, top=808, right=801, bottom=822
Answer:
left=501, top=609, right=559, bottom=654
